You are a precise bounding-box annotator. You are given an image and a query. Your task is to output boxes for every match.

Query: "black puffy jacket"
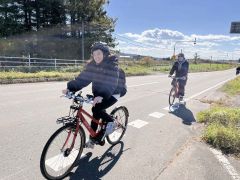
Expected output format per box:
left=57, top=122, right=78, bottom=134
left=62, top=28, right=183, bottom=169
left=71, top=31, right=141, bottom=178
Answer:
left=67, top=56, right=119, bottom=100
left=169, top=60, right=189, bottom=77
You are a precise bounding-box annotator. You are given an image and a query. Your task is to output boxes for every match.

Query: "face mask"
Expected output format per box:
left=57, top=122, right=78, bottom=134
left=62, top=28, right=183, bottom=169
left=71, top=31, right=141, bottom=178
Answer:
left=178, top=57, right=184, bottom=61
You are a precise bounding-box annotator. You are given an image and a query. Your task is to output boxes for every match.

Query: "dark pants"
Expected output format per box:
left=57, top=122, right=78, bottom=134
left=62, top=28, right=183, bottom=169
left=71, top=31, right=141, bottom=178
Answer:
left=236, top=67, right=240, bottom=75
left=172, top=79, right=187, bottom=97
left=178, top=79, right=187, bottom=96
left=91, top=96, right=117, bottom=137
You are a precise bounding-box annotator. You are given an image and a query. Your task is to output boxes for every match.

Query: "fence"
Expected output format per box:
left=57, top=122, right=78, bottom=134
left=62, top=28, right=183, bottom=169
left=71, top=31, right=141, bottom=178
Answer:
left=0, top=55, right=85, bottom=70
left=0, top=55, right=236, bottom=72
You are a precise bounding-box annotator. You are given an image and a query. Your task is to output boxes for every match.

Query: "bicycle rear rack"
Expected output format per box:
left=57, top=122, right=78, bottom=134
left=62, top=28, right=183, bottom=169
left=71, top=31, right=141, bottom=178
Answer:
left=56, top=116, right=76, bottom=125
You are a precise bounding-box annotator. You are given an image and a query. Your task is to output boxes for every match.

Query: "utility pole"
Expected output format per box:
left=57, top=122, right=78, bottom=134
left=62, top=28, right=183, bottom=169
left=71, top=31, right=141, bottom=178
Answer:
left=194, top=53, right=198, bottom=64
left=172, top=38, right=196, bottom=60
left=210, top=56, right=212, bottom=67
left=81, top=21, right=85, bottom=60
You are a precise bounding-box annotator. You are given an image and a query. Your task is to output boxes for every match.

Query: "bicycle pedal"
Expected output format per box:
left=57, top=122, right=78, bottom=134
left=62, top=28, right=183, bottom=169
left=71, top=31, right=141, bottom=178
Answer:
left=99, top=140, right=105, bottom=146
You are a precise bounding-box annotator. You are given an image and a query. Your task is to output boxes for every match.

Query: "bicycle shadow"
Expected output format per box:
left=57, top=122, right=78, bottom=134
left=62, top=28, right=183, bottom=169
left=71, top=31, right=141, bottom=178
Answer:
left=68, top=141, right=126, bottom=180
left=169, top=105, right=196, bottom=125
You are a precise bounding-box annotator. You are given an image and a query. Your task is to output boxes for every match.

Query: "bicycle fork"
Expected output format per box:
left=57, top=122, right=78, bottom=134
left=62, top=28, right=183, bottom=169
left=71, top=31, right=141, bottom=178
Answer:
left=61, top=123, right=80, bottom=156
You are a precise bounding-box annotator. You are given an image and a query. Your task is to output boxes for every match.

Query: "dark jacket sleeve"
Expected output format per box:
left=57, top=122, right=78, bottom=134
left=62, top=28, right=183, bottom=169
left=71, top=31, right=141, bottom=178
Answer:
left=169, top=62, right=177, bottom=75
left=67, top=64, right=93, bottom=92
left=99, top=58, right=119, bottom=99
left=183, top=61, right=189, bottom=76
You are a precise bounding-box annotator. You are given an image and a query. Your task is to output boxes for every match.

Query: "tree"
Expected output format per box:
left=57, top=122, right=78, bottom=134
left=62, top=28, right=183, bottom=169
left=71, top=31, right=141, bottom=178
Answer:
left=0, top=0, right=116, bottom=59
left=64, top=0, right=116, bottom=59
left=0, top=0, right=25, bottom=36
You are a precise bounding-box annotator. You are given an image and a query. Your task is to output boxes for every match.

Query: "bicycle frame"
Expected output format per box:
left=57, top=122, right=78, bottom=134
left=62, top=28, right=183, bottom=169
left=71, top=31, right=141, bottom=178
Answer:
left=77, top=107, right=103, bottom=138
left=61, top=106, right=103, bottom=152
left=172, top=79, right=180, bottom=98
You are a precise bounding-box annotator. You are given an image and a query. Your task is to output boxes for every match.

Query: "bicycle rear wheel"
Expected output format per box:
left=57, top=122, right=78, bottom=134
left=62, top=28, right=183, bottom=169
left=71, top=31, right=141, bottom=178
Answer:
left=107, top=106, right=129, bottom=145
left=40, top=123, right=85, bottom=180
left=169, top=87, right=176, bottom=106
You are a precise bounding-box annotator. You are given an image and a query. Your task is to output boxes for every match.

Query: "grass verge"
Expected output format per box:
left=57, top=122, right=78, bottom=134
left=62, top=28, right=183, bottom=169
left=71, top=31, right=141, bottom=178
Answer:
left=221, top=76, right=240, bottom=96
left=197, top=107, right=240, bottom=157
left=0, top=63, right=236, bottom=84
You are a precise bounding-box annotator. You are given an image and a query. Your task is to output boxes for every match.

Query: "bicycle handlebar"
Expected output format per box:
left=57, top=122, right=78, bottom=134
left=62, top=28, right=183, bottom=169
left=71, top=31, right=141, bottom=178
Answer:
left=61, top=91, right=93, bottom=104
left=169, top=76, right=187, bottom=80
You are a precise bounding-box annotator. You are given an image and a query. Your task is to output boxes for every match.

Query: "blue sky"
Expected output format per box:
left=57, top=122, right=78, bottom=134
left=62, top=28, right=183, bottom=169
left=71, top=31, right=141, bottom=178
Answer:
left=105, top=0, right=240, bottom=59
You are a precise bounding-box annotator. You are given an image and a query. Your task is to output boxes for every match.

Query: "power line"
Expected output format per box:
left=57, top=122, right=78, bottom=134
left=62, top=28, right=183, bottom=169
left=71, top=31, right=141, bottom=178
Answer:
left=113, top=33, right=148, bottom=48
left=85, top=22, right=167, bottom=49
left=113, top=32, right=166, bottom=49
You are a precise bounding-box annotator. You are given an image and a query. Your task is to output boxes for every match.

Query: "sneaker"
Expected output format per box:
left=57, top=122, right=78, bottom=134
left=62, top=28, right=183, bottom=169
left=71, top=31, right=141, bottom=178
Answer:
left=179, top=96, right=183, bottom=101
left=94, top=131, right=106, bottom=146
left=97, top=139, right=105, bottom=146
left=105, top=122, right=117, bottom=135
left=85, top=139, right=95, bottom=149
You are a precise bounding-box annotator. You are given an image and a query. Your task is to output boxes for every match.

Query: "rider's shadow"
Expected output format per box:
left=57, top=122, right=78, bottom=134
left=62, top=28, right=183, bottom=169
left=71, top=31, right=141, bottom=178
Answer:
left=69, top=141, right=126, bottom=180
left=170, top=105, right=196, bottom=125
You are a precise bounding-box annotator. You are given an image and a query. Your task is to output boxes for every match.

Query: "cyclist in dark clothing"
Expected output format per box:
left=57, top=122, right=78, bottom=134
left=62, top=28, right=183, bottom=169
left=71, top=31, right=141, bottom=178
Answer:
left=169, top=53, right=189, bottom=101
left=236, top=67, right=240, bottom=75
left=62, top=42, right=121, bottom=148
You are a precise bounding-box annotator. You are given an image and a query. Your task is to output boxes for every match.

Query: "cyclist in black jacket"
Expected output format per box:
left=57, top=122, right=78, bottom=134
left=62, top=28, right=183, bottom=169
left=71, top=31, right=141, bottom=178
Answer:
left=62, top=42, right=121, bottom=148
left=236, top=67, right=240, bottom=75
left=169, top=53, right=189, bottom=101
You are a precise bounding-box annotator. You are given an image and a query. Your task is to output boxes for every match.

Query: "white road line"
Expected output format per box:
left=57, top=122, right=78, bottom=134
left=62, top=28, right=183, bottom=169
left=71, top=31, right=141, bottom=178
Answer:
left=163, top=77, right=235, bottom=110
left=163, top=107, right=170, bottom=111
left=186, top=77, right=235, bottom=101
left=149, top=112, right=165, bottom=119
left=80, top=153, right=87, bottom=158
left=128, top=82, right=160, bottom=88
left=45, top=149, right=84, bottom=172
left=209, top=148, right=240, bottom=180
left=107, top=131, right=122, bottom=142
left=128, top=119, right=149, bottom=128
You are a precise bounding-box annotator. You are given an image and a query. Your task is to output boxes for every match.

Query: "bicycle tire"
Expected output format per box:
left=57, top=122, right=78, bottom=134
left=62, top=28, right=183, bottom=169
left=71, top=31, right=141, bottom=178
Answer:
left=169, top=87, right=176, bottom=106
left=106, top=106, right=129, bottom=145
left=40, top=123, right=85, bottom=180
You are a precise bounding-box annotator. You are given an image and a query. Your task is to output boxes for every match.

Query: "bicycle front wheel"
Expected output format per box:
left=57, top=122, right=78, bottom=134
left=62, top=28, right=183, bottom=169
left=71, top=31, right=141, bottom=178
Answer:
left=40, top=123, right=85, bottom=180
left=107, top=106, right=129, bottom=145
left=169, top=87, right=176, bottom=106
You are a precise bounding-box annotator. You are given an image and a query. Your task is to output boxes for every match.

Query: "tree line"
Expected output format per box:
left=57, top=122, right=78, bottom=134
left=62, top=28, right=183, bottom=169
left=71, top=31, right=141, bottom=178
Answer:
left=0, top=0, right=116, bottom=59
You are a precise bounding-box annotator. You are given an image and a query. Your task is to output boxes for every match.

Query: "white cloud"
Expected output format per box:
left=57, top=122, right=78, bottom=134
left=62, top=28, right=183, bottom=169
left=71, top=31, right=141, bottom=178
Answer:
left=190, top=34, right=240, bottom=42
left=194, top=41, right=219, bottom=47
left=124, top=33, right=141, bottom=39
left=116, top=40, right=127, bottom=44
left=115, top=28, right=240, bottom=60
left=141, top=28, right=185, bottom=40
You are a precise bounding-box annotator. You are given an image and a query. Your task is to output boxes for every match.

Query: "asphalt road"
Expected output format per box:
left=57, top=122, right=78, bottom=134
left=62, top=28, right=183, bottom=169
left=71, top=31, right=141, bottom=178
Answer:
left=0, top=69, right=239, bottom=180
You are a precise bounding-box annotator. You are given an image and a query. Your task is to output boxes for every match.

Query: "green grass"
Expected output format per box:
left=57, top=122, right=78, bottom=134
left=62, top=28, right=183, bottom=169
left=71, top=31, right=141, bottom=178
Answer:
left=0, top=63, right=236, bottom=84
left=197, top=107, right=240, bottom=156
left=221, top=76, right=240, bottom=96
left=197, top=107, right=240, bottom=125
left=122, top=63, right=235, bottom=76
left=0, top=71, right=78, bottom=79
left=123, top=63, right=235, bottom=74
left=120, top=65, right=153, bottom=76
left=203, top=123, right=240, bottom=154
left=189, top=63, right=235, bottom=72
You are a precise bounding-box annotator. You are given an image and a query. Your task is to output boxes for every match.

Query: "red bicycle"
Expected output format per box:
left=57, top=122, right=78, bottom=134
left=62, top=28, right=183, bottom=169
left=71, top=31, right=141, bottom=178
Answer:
left=169, top=76, right=186, bottom=106
left=40, top=91, right=129, bottom=180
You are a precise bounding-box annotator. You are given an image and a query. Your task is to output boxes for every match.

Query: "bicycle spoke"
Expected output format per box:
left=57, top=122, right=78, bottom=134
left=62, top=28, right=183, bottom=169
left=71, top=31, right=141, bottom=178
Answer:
left=107, top=107, right=128, bottom=145
left=41, top=124, right=83, bottom=179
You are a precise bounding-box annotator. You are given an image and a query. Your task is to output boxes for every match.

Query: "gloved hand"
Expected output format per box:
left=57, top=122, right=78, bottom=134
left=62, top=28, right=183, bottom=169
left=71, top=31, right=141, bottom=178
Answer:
left=62, top=89, right=69, bottom=95
left=93, top=96, right=103, bottom=107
